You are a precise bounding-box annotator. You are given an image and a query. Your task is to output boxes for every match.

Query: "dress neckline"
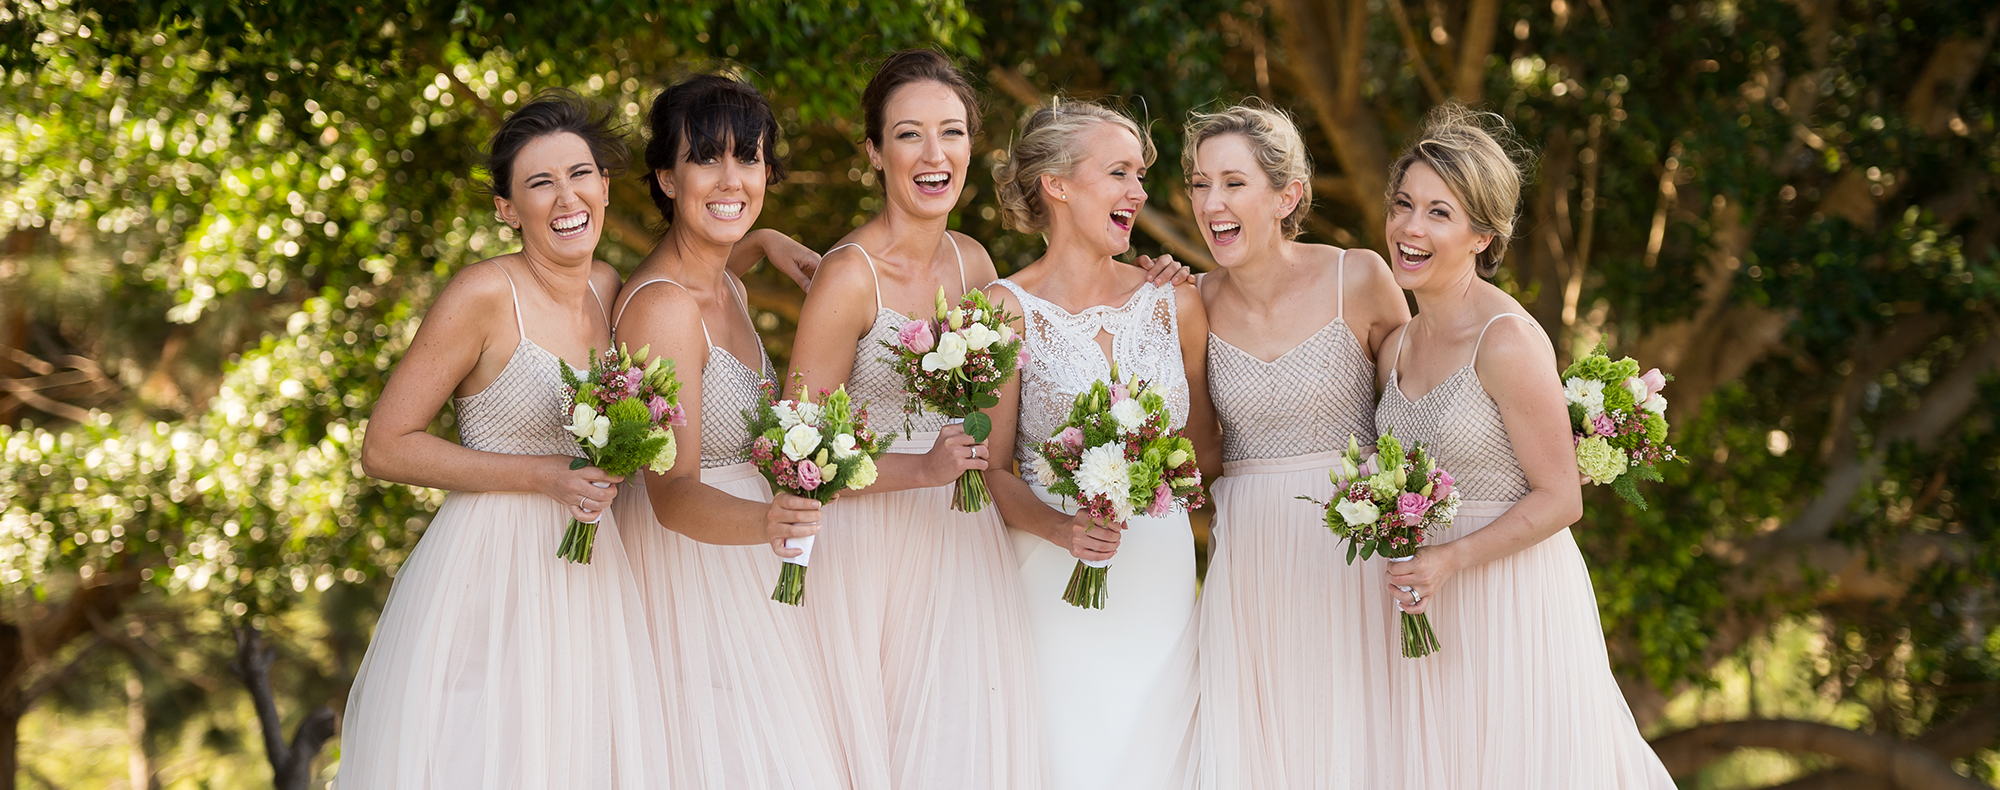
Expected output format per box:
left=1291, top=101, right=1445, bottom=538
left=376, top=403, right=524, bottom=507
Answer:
left=1208, top=315, right=1351, bottom=366
left=1006, top=278, right=1154, bottom=319
left=1386, top=365, right=1477, bottom=406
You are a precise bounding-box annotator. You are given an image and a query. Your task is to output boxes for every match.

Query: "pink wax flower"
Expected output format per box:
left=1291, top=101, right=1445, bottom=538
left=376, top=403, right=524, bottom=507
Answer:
left=1149, top=483, right=1173, bottom=518
left=1057, top=426, right=1085, bottom=452
left=897, top=319, right=935, bottom=353
left=1589, top=413, right=1616, bottom=438
left=796, top=459, right=823, bottom=491
left=1641, top=368, right=1667, bottom=396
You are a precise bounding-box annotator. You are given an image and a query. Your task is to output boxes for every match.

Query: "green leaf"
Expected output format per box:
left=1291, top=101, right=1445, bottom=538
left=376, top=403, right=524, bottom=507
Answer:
left=963, top=411, right=993, bottom=442
left=569, top=457, right=589, bottom=470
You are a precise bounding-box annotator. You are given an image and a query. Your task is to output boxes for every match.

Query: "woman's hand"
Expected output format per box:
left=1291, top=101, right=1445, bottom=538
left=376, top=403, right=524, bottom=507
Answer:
left=760, top=230, right=823, bottom=291
left=1135, top=253, right=1196, bottom=286
left=1054, top=512, right=1125, bottom=562
left=540, top=458, right=625, bottom=522
left=764, top=493, right=823, bottom=558
left=1385, top=543, right=1465, bottom=616
left=920, top=422, right=990, bottom=488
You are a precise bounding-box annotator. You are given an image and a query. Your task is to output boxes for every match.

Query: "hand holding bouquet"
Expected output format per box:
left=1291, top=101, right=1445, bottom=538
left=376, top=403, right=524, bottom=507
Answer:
left=1301, top=433, right=1461, bottom=657
left=557, top=344, right=687, bottom=563
left=879, top=287, right=1022, bottom=511
left=1032, top=364, right=1207, bottom=609
left=747, top=380, right=888, bottom=605
left=1561, top=346, right=1677, bottom=509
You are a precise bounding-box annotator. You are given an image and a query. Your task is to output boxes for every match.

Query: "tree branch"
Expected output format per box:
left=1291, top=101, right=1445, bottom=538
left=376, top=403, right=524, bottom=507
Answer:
left=229, top=625, right=336, bottom=790
left=1649, top=718, right=1989, bottom=789
left=1273, top=0, right=1392, bottom=243
left=1450, top=0, right=1501, bottom=103
left=1386, top=0, right=1446, bottom=104
left=1766, top=697, right=2000, bottom=790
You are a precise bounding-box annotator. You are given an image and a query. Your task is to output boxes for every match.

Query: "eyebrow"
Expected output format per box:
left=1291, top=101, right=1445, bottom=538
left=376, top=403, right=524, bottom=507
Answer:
left=893, top=118, right=967, bottom=128
left=523, top=161, right=596, bottom=181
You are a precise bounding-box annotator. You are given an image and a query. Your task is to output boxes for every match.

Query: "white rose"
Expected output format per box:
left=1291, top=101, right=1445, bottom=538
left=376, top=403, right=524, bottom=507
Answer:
left=781, top=423, right=822, bottom=461
left=922, top=332, right=969, bottom=372
left=831, top=433, right=859, bottom=459
left=1109, top=399, right=1148, bottom=435
left=1074, top=443, right=1130, bottom=501
left=1334, top=498, right=1381, bottom=527
left=1622, top=377, right=1649, bottom=407
left=960, top=322, right=1001, bottom=351
left=1563, top=377, right=1605, bottom=414
left=773, top=402, right=800, bottom=430
left=1642, top=393, right=1667, bottom=415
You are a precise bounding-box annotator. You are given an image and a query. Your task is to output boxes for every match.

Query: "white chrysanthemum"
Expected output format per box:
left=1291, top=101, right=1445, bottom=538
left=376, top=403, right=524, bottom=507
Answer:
left=1027, top=454, right=1059, bottom=486
left=1563, top=377, right=1606, bottom=415
left=1074, top=443, right=1131, bottom=501
left=781, top=423, right=822, bottom=461
left=1109, top=399, right=1148, bottom=435
left=960, top=322, right=1001, bottom=351
left=1334, top=498, right=1380, bottom=527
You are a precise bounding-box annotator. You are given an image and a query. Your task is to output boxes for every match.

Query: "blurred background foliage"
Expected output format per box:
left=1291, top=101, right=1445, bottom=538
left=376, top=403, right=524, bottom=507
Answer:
left=0, top=0, right=1995, bottom=787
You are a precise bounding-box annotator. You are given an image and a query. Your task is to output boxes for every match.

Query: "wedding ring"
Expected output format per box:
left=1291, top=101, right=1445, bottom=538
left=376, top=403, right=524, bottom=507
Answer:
left=1413, top=591, right=1423, bottom=604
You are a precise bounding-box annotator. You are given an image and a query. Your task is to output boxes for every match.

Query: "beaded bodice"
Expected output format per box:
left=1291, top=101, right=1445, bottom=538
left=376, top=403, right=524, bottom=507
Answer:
left=851, top=308, right=945, bottom=436
left=452, top=340, right=586, bottom=458
left=1373, top=315, right=1539, bottom=502
left=997, top=279, right=1189, bottom=465
left=1208, top=317, right=1375, bottom=463
left=699, top=345, right=776, bottom=468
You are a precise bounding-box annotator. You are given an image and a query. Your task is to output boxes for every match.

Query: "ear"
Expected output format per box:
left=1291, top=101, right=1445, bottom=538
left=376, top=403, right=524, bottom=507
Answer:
left=865, top=139, right=884, bottom=173
left=654, top=169, right=675, bottom=198
left=1039, top=173, right=1066, bottom=204
left=494, top=195, right=519, bottom=228
left=1473, top=231, right=1495, bottom=255
left=1275, top=179, right=1306, bottom=220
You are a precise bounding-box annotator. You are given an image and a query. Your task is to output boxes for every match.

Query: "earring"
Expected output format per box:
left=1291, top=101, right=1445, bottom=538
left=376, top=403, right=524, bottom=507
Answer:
left=1059, top=193, right=1068, bottom=202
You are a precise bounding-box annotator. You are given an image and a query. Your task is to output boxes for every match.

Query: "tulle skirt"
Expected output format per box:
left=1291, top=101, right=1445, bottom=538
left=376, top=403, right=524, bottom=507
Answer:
left=804, top=432, right=1045, bottom=789
left=618, top=462, right=849, bottom=790
left=338, top=491, right=671, bottom=789
left=1388, top=500, right=1675, bottom=790
left=1196, top=452, right=1396, bottom=790
left=1009, top=484, right=1198, bottom=790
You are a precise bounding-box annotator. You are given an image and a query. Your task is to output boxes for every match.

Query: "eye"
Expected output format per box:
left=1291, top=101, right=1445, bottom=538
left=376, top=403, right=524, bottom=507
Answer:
left=1430, top=207, right=1451, bottom=219
left=1227, top=180, right=1245, bottom=188
left=1111, top=168, right=1127, bottom=178
left=943, top=128, right=966, bottom=137
left=899, top=131, right=921, bottom=140
left=740, top=154, right=761, bottom=165
left=1392, top=197, right=1412, bottom=209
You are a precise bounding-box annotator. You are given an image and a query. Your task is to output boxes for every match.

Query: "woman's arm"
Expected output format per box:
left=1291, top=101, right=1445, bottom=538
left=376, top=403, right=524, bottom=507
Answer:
left=786, top=247, right=985, bottom=495
left=1387, top=313, right=1581, bottom=614
left=1173, top=283, right=1224, bottom=480
left=616, top=281, right=822, bottom=552
left=1341, top=247, right=1412, bottom=359
left=360, top=260, right=620, bottom=523
left=978, top=281, right=1122, bottom=563
left=728, top=228, right=820, bottom=291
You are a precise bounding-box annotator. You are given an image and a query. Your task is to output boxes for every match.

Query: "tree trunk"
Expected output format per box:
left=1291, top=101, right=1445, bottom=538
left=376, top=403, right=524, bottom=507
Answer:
left=230, top=626, right=336, bottom=790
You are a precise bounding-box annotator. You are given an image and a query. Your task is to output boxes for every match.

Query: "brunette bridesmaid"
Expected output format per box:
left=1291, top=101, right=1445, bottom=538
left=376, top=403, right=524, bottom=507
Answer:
left=1188, top=102, right=1409, bottom=790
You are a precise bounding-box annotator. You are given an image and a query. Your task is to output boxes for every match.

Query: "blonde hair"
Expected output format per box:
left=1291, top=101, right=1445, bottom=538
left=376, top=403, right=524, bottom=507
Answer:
left=1183, top=101, right=1314, bottom=239
left=1386, top=104, right=1532, bottom=277
left=993, top=99, right=1157, bottom=234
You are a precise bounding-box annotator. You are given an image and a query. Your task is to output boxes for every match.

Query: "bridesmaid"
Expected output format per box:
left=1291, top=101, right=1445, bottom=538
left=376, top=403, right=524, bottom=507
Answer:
left=1188, top=103, right=1408, bottom=789
left=607, top=74, right=847, bottom=790
left=982, top=99, right=1221, bottom=790
left=784, top=50, right=1044, bottom=789
left=341, top=91, right=669, bottom=788
left=1372, top=105, right=1674, bottom=789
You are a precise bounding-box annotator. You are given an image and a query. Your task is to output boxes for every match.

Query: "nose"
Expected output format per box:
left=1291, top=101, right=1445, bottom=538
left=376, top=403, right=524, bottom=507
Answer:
left=920, top=134, right=945, bottom=164
left=1197, top=186, right=1225, bottom=216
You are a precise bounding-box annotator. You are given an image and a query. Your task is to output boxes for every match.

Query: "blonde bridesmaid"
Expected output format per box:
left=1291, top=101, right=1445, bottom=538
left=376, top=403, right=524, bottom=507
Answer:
left=1188, top=103, right=1409, bottom=789
left=1372, top=105, right=1673, bottom=789
left=784, top=50, right=1045, bottom=790
left=608, top=74, right=847, bottom=790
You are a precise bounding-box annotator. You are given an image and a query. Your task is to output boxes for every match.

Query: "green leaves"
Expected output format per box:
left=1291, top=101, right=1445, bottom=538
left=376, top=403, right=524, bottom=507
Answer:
left=962, top=410, right=993, bottom=443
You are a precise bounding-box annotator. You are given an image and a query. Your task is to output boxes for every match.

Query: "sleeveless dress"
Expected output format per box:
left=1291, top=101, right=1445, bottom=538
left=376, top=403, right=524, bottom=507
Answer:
left=339, top=263, right=671, bottom=788
left=608, top=276, right=850, bottom=790
left=803, top=242, right=1046, bottom=789
left=1196, top=252, right=1397, bottom=789
left=1374, top=314, right=1674, bottom=790
left=995, top=278, right=1199, bottom=790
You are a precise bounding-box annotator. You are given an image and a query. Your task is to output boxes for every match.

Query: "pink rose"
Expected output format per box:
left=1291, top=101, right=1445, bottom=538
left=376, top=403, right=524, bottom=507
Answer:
left=796, top=459, right=822, bottom=491
left=1057, top=426, right=1085, bottom=452
left=1397, top=491, right=1428, bottom=516
left=1641, top=368, right=1666, bottom=396
left=1432, top=469, right=1455, bottom=500
left=1149, top=483, right=1173, bottom=518
left=897, top=319, right=935, bottom=353
left=1589, top=413, right=1616, bottom=437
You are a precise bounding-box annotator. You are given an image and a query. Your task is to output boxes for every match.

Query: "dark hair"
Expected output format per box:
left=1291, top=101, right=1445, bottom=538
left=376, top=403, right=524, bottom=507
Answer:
left=642, top=74, right=785, bottom=223
left=480, top=88, right=628, bottom=200
left=861, top=49, right=982, bottom=149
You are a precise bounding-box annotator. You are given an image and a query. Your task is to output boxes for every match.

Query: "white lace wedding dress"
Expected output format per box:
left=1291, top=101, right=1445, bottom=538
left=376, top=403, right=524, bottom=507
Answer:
left=995, top=279, right=1200, bottom=790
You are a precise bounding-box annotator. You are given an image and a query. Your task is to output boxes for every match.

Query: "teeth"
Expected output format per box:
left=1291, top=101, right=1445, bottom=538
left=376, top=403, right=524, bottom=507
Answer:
left=1111, top=210, right=1134, bottom=222
left=915, top=173, right=949, bottom=185
left=552, top=213, right=588, bottom=231
left=1397, top=242, right=1431, bottom=258
left=709, top=202, right=744, bottom=218
left=1210, top=222, right=1240, bottom=233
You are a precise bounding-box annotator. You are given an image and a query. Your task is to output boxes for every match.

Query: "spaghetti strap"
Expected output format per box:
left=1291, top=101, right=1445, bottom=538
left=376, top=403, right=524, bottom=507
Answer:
left=585, top=280, right=609, bottom=328
left=1469, top=313, right=1541, bottom=369
left=947, top=233, right=968, bottom=294
left=614, top=278, right=710, bottom=348
left=1336, top=248, right=1348, bottom=321
left=489, top=260, right=528, bottom=342
left=825, top=243, right=883, bottom=312
left=1390, top=317, right=1411, bottom=378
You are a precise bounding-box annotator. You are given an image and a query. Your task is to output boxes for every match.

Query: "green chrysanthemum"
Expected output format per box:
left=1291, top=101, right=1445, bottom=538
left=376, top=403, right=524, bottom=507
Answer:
left=1576, top=436, right=1628, bottom=483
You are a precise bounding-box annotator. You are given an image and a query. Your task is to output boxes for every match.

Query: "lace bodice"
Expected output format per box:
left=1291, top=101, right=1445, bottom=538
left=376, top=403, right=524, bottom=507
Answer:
left=451, top=261, right=599, bottom=458
left=699, top=345, right=776, bottom=468
left=1208, top=319, right=1375, bottom=463
left=996, top=279, right=1189, bottom=465
left=851, top=309, right=944, bottom=436
left=1373, top=315, right=1538, bottom=501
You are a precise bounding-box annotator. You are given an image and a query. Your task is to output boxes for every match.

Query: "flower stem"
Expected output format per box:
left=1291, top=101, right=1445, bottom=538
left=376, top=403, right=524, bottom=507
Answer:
left=952, top=469, right=990, bottom=512
left=557, top=519, right=598, bottom=564
left=771, top=563, right=808, bottom=606
left=1401, top=612, right=1442, bottom=658
left=1062, top=561, right=1108, bottom=609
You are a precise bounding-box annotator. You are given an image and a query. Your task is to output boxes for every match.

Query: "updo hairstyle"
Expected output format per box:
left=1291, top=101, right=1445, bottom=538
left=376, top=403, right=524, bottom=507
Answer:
left=1182, top=101, right=1314, bottom=239
left=1385, top=103, right=1531, bottom=277
left=480, top=88, right=628, bottom=200
left=993, top=99, right=1156, bottom=234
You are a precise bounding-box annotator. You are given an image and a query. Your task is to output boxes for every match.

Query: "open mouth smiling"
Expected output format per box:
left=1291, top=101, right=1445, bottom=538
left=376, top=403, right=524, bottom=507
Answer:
left=914, top=171, right=952, bottom=195
left=708, top=200, right=745, bottom=220
left=1396, top=241, right=1433, bottom=267
left=1111, top=209, right=1135, bottom=231
left=551, top=210, right=590, bottom=239
left=1209, top=221, right=1241, bottom=244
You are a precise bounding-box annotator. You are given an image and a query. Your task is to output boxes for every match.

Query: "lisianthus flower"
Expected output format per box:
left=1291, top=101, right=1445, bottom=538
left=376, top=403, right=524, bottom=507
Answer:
left=922, top=332, right=969, bottom=372
left=831, top=433, right=859, bottom=459
left=796, top=458, right=823, bottom=490
left=897, top=319, right=935, bottom=353
left=1432, top=468, right=1455, bottom=500
left=1642, top=392, right=1667, bottom=415
left=961, top=322, right=1001, bottom=351
left=1621, top=376, right=1648, bottom=406
left=1396, top=491, right=1428, bottom=516
left=1057, top=426, right=1085, bottom=453
left=1335, top=498, right=1380, bottom=527
left=1641, top=368, right=1667, bottom=396
left=1148, top=483, right=1173, bottom=518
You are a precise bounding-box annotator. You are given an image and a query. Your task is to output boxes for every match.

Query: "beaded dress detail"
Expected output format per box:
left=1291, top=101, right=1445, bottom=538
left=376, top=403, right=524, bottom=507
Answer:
left=834, top=239, right=962, bottom=437
left=698, top=345, right=774, bottom=468
left=1207, top=316, right=1374, bottom=463
left=452, top=343, right=586, bottom=458
left=996, top=278, right=1189, bottom=465
left=1374, top=319, right=1531, bottom=502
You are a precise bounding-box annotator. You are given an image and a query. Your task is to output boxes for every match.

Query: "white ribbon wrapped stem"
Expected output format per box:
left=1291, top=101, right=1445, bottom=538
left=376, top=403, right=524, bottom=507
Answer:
left=1389, top=554, right=1415, bottom=612
left=783, top=534, right=815, bottom=567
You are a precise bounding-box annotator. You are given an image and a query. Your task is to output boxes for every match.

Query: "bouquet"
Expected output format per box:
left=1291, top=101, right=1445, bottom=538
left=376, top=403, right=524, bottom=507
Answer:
left=747, top=380, right=888, bottom=605
left=1561, top=346, right=1677, bottom=509
left=557, top=343, right=687, bottom=563
left=879, top=287, right=1022, bottom=511
left=1031, top=364, right=1206, bottom=609
left=1301, top=433, right=1461, bottom=658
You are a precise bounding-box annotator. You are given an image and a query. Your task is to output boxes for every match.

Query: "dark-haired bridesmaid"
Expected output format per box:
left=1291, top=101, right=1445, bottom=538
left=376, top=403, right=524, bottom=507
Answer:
left=607, top=74, right=848, bottom=789
left=341, top=90, right=670, bottom=788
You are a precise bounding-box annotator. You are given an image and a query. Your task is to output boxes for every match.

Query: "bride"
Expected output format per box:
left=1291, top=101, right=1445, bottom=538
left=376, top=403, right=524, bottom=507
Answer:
left=980, top=99, right=1221, bottom=790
